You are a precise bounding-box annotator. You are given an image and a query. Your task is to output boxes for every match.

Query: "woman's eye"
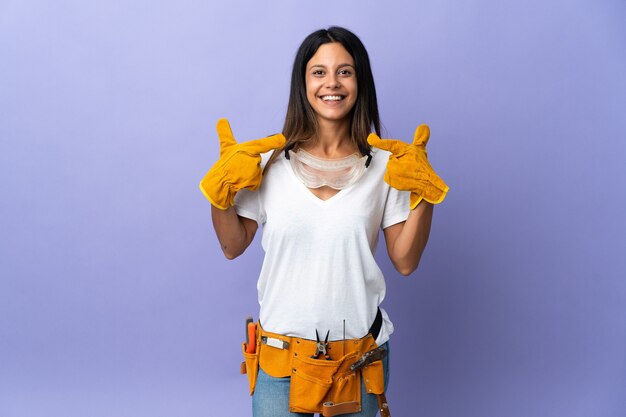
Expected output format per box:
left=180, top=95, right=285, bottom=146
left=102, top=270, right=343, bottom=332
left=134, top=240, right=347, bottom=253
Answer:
left=313, top=70, right=324, bottom=76
left=339, top=69, right=352, bottom=76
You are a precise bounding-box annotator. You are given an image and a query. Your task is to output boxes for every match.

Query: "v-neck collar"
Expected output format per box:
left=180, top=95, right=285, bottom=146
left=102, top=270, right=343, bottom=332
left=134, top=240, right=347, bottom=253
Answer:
left=281, top=157, right=353, bottom=206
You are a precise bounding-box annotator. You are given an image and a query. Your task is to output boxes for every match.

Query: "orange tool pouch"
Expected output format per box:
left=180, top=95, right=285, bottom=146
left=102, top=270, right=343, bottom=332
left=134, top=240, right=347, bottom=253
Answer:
left=240, top=322, right=262, bottom=395
left=241, top=323, right=385, bottom=416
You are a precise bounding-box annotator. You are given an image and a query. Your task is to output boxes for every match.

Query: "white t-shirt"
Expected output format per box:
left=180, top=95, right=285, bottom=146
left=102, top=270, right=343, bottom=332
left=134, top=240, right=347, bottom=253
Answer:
left=234, top=148, right=410, bottom=345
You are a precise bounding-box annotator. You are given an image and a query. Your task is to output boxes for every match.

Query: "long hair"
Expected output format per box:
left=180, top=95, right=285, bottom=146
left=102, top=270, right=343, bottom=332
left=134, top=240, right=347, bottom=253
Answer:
left=265, top=26, right=381, bottom=170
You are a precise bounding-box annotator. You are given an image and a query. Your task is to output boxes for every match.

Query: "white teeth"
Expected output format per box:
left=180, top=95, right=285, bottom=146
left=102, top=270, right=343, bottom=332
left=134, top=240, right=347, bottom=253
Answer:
left=321, top=95, right=344, bottom=101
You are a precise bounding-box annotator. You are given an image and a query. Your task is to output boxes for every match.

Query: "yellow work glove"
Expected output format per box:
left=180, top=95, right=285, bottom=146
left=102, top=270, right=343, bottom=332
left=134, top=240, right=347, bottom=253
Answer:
left=199, top=118, right=286, bottom=210
left=367, top=124, right=449, bottom=209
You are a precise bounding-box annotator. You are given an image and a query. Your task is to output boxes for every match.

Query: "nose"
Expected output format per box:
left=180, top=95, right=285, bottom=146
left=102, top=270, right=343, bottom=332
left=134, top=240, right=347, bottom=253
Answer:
left=326, top=74, right=341, bottom=89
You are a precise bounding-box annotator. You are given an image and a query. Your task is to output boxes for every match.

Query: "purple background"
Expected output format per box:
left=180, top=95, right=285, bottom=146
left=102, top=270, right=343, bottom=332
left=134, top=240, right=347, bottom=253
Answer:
left=1, top=1, right=625, bottom=416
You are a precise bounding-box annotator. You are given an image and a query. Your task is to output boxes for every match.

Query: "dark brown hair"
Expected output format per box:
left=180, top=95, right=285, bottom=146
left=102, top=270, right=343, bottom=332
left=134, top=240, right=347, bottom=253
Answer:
left=265, top=26, right=381, bottom=170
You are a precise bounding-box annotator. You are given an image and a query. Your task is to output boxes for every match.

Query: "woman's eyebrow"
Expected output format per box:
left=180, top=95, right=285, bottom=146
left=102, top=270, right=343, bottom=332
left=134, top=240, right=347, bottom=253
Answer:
left=308, top=63, right=355, bottom=70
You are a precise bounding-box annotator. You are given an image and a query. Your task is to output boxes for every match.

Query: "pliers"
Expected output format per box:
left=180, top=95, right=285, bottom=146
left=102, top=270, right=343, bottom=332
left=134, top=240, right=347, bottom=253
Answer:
left=311, top=329, right=331, bottom=360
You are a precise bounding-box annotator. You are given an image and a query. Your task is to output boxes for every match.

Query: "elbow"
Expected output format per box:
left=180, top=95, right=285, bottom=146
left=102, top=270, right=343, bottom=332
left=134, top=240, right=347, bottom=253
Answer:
left=221, top=245, right=244, bottom=260
left=397, top=265, right=417, bottom=276
left=398, top=267, right=414, bottom=277
left=223, top=252, right=238, bottom=260
left=393, top=256, right=422, bottom=277
left=218, top=233, right=252, bottom=260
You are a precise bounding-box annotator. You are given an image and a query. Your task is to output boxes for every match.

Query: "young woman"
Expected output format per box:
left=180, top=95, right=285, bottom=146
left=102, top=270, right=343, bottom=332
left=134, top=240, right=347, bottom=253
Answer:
left=200, top=26, right=448, bottom=417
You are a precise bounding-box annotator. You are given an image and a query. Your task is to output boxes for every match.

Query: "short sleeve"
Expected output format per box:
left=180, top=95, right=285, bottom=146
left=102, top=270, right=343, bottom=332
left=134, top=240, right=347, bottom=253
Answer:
left=234, top=188, right=263, bottom=225
left=381, top=187, right=410, bottom=229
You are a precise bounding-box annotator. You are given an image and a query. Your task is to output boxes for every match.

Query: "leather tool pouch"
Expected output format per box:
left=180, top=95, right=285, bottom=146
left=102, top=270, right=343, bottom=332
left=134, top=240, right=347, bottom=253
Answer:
left=254, top=327, right=385, bottom=416
left=240, top=323, right=261, bottom=395
left=361, top=356, right=385, bottom=395
left=289, top=350, right=362, bottom=415
left=258, top=331, right=292, bottom=378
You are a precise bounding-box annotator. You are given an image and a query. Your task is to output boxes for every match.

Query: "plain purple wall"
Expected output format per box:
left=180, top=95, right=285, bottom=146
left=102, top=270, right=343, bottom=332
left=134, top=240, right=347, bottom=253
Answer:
left=1, top=1, right=625, bottom=416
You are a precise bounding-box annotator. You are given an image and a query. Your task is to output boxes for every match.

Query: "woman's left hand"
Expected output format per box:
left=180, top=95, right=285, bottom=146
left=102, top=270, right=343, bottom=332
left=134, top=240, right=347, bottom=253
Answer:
left=367, top=125, right=449, bottom=209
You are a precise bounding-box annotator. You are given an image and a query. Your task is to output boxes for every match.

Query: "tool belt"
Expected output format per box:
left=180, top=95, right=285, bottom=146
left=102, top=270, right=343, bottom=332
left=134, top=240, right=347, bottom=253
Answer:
left=241, top=324, right=386, bottom=416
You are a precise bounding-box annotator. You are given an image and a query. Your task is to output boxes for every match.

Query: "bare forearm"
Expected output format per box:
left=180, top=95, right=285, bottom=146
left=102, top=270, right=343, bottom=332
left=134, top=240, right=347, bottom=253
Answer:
left=387, top=201, right=434, bottom=275
left=211, top=205, right=255, bottom=259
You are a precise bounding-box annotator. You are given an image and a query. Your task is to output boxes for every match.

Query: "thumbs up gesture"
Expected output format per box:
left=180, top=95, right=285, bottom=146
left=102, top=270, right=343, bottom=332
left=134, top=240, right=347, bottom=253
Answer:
left=367, top=124, right=449, bottom=209
left=199, top=118, right=286, bottom=209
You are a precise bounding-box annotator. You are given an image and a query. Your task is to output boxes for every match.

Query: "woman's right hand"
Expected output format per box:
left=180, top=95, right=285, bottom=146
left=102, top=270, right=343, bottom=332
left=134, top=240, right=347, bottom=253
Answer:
left=199, top=118, right=286, bottom=210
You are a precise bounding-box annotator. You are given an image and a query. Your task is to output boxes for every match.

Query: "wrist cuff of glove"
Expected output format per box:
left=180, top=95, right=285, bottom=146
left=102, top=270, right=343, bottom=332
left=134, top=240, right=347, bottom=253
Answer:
left=410, top=185, right=449, bottom=209
left=199, top=183, right=232, bottom=210
left=410, top=193, right=423, bottom=210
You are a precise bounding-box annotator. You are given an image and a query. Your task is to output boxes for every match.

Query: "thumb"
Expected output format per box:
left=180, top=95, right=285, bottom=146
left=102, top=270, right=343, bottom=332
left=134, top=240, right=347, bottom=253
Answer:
left=367, top=133, right=406, bottom=155
left=216, top=118, right=237, bottom=156
left=241, top=133, right=287, bottom=156
left=412, top=124, right=430, bottom=147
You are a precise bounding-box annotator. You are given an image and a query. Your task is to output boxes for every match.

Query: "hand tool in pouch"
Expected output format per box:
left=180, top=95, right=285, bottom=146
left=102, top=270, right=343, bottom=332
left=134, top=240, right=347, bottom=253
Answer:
left=311, top=329, right=331, bottom=360
left=350, top=346, right=391, bottom=417
left=245, top=316, right=256, bottom=354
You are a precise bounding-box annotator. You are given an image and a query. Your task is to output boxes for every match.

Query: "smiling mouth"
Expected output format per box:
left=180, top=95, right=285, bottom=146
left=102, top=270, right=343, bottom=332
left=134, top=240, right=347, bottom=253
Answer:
left=320, top=95, right=345, bottom=102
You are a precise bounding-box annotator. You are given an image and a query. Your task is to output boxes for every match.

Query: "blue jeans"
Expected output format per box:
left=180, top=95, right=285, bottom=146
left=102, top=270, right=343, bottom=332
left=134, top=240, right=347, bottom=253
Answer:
left=252, top=342, right=390, bottom=417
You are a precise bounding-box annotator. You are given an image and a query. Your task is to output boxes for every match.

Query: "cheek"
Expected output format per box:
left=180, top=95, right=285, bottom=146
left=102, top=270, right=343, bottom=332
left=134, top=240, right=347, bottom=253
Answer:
left=305, top=79, right=316, bottom=98
left=306, top=82, right=324, bottom=105
left=306, top=89, right=317, bottom=107
left=349, top=79, right=358, bottom=96
left=348, top=81, right=358, bottom=105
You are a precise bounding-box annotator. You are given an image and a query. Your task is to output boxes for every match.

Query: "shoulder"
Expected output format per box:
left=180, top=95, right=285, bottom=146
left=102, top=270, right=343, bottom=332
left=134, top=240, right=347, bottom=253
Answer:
left=368, top=148, right=392, bottom=174
left=370, top=148, right=392, bottom=161
left=260, top=149, right=276, bottom=169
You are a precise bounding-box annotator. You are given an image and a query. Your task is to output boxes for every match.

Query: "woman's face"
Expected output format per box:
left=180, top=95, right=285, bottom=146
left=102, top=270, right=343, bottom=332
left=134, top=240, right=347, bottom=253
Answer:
left=305, top=42, right=358, bottom=125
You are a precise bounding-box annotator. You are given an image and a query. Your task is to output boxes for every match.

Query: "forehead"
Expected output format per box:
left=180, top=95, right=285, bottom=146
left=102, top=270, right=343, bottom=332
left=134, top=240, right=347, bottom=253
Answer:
left=307, top=42, right=354, bottom=68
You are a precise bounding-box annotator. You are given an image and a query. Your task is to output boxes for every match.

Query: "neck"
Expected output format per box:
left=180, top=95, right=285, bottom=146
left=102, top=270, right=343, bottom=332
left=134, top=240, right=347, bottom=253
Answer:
left=307, top=118, right=356, bottom=158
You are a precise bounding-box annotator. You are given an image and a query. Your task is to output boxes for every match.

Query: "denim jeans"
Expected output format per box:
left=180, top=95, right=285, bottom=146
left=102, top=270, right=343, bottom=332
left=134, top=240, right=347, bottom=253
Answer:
left=252, top=342, right=390, bottom=417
